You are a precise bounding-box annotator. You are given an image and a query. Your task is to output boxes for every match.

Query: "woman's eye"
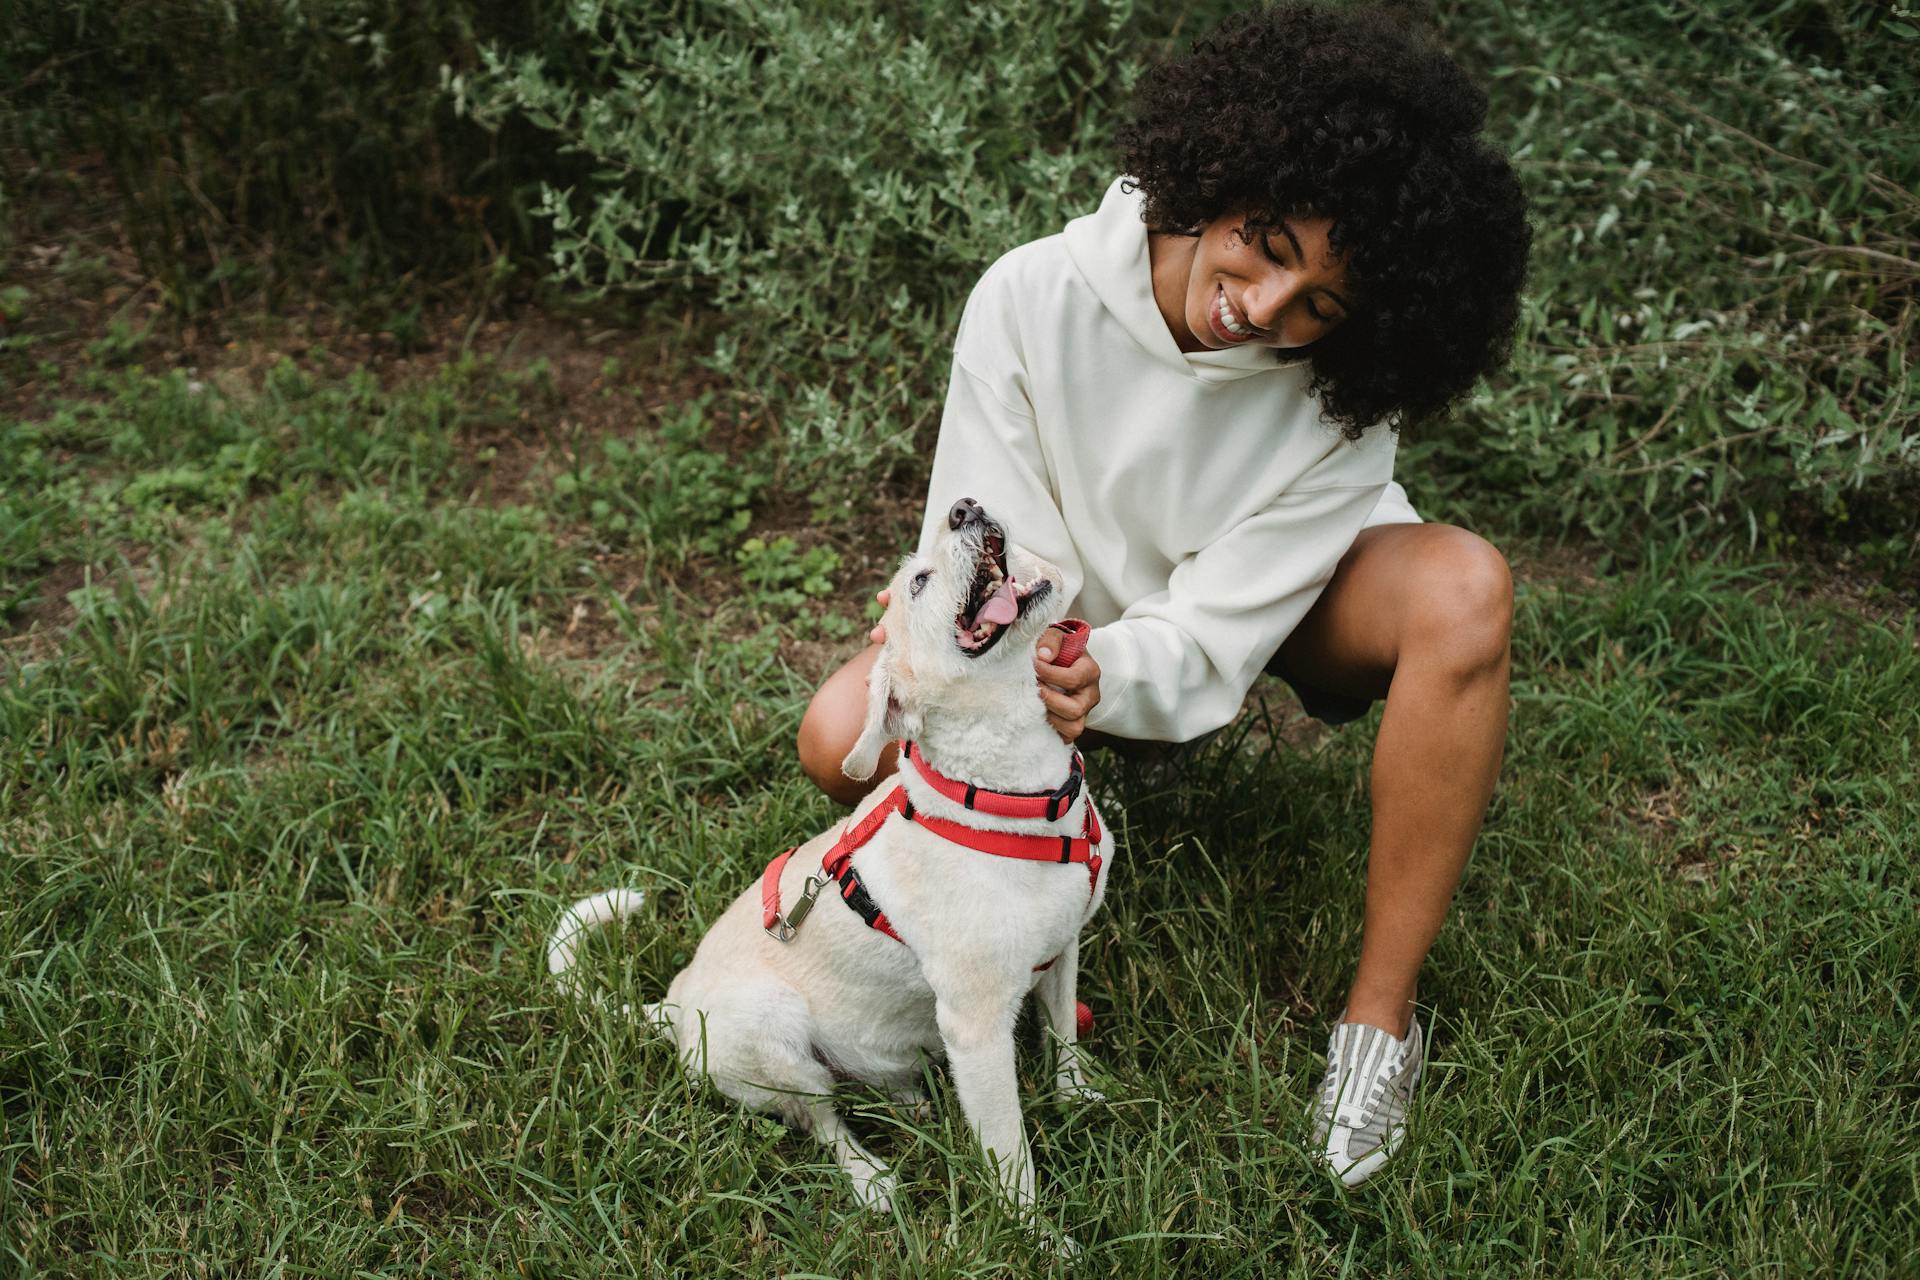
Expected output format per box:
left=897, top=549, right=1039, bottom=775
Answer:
left=910, top=570, right=931, bottom=597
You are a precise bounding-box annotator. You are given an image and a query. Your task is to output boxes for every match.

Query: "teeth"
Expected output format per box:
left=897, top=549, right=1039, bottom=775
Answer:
left=1218, top=290, right=1250, bottom=337
left=958, top=618, right=1000, bottom=648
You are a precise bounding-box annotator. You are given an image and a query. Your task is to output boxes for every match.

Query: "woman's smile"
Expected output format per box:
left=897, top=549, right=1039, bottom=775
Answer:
left=1209, top=285, right=1262, bottom=342
left=1152, top=211, right=1354, bottom=354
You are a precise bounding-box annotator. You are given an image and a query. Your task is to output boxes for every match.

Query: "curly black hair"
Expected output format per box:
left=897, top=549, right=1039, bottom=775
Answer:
left=1116, top=3, right=1531, bottom=437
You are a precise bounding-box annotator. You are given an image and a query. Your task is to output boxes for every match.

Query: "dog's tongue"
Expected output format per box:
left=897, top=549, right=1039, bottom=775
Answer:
left=974, top=580, right=1019, bottom=627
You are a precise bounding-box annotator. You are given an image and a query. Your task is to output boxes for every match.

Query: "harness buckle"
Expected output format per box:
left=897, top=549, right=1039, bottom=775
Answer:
left=765, top=873, right=829, bottom=943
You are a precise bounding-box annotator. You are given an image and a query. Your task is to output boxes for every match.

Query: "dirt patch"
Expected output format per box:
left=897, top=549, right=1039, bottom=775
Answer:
left=10, top=558, right=90, bottom=638
left=1506, top=538, right=1608, bottom=594
left=2, top=544, right=159, bottom=664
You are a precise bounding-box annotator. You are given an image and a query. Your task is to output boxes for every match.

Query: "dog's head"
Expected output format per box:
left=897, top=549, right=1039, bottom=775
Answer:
left=841, top=497, right=1067, bottom=781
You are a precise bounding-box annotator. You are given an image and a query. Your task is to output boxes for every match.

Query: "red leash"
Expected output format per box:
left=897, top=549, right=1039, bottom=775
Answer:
left=1043, top=618, right=1090, bottom=667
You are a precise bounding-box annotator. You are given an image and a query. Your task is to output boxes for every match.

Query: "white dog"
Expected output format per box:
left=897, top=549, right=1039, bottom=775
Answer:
left=547, top=496, right=1112, bottom=1224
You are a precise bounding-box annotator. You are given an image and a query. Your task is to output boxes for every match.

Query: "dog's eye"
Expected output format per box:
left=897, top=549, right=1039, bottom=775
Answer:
left=909, top=570, right=931, bottom=597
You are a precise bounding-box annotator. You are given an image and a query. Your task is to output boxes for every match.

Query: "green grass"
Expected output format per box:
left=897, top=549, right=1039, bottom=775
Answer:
left=3, top=355, right=1916, bottom=1276
left=4, top=3, right=1916, bottom=1269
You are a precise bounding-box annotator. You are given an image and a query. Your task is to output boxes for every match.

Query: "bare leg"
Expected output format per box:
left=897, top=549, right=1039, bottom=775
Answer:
left=798, top=644, right=900, bottom=805
left=1276, top=523, right=1513, bottom=1038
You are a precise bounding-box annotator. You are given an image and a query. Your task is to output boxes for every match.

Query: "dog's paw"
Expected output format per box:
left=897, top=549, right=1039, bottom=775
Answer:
left=1027, top=1223, right=1082, bottom=1262
left=1052, top=1047, right=1110, bottom=1104
left=852, top=1170, right=898, bottom=1215
left=1054, top=1077, right=1107, bottom=1105
left=889, top=1086, right=935, bottom=1124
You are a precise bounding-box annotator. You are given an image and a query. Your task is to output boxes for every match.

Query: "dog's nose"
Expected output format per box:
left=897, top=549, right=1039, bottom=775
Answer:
left=948, top=498, right=986, bottom=531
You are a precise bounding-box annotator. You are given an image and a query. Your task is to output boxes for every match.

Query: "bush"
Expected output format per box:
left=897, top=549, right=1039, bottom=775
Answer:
left=1, top=0, right=586, bottom=309
left=462, top=0, right=1215, bottom=484
left=1410, top=0, right=1919, bottom=550
left=9, top=1, right=1915, bottom=555
left=468, top=0, right=1917, bottom=554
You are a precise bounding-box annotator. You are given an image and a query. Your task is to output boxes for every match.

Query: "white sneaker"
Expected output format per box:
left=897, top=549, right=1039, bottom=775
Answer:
left=1310, top=1015, right=1426, bottom=1187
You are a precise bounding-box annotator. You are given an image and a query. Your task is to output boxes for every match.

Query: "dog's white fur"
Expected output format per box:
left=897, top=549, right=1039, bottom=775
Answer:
left=547, top=506, right=1111, bottom=1223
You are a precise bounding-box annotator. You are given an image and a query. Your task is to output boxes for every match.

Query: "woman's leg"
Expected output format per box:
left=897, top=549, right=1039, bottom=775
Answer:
left=1276, top=522, right=1513, bottom=1038
left=797, top=644, right=900, bottom=806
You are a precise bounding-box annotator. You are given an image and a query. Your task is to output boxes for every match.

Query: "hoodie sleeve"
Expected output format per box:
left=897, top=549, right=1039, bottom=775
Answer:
left=1080, top=449, right=1391, bottom=743
left=917, top=267, right=1084, bottom=597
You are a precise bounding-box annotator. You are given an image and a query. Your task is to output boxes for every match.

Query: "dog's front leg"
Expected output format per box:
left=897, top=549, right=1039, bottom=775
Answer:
left=1035, top=935, right=1104, bottom=1102
left=935, top=995, right=1036, bottom=1212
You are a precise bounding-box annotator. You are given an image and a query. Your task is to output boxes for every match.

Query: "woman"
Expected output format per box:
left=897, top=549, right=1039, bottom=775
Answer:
left=799, top=3, right=1530, bottom=1187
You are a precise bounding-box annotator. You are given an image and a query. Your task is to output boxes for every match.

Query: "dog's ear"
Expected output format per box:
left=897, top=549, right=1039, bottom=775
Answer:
left=842, top=646, right=921, bottom=781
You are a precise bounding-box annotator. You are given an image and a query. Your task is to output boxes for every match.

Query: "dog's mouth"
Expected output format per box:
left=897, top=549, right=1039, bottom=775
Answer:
left=955, top=525, right=1050, bottom=657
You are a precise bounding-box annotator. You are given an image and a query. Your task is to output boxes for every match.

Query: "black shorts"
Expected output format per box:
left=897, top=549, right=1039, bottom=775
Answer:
left=1264, top=647, right=1374, bottom=728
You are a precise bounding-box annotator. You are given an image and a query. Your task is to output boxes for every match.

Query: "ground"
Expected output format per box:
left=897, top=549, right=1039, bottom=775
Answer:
left=3, top=214, right=1918, bottom=1278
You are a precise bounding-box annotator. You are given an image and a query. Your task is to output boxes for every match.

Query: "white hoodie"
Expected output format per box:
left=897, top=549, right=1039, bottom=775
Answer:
left=917, top=177, right=1421, bottom=742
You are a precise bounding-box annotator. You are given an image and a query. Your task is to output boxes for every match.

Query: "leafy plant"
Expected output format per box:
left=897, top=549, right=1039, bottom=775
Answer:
left=464, top=0, right=1916, bottom=558
left=549, top=394, right=767, bottom=558
left=1, top=0, right=587, bottom=309
left=83, top=317, right=150, bottom=366
left=733, top=535, right=840, bottom=612
left=1409, top=0, right=1918, bottom=552
left=463, top=0, right=1188, bottom=483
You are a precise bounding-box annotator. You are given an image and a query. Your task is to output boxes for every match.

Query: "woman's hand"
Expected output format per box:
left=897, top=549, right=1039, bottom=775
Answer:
left=868, top=588, right=891, bottom=645
left=1034, top=634, right=1101, bottom=743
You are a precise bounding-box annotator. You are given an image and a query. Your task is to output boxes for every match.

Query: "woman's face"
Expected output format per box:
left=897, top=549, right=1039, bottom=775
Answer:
left=1151, top=211, right=1354, bottom=354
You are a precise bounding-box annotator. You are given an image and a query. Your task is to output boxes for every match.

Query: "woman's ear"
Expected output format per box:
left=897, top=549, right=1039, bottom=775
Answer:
left=842, top=647, right=920, bottom=781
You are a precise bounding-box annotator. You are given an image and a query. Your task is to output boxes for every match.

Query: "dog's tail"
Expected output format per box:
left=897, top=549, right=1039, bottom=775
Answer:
left=546, top=888, right=647, bottom=997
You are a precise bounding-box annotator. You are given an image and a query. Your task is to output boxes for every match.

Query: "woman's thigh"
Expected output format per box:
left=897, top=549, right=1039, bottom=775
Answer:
left=1276, top=523, right=1514, bottom=703
left=797, top=643, right=897, bottom=801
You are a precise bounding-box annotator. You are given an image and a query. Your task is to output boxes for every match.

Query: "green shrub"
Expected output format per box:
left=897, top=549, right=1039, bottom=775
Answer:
left=1410, top=1, right=1917, bottom=548
left=10, top=1, right=1914, bottom=553
left=734, top=535, right=840, bottom=612
left=469, top=0, right=1916, bottom=554
left=463, top=0, right=1210, bottom=484
left=547, top=394, right=768, bottom=559
left=1, top=0, right=585, bottom=309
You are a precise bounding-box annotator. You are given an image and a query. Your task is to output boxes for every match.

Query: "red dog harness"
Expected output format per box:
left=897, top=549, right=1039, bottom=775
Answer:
left=762, top=620, right=1099, bottom=947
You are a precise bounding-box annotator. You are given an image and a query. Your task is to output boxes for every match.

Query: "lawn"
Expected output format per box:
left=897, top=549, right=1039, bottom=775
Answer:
left=3, top=1, right=1917, bottom=1275
left=2, top=329, right=1914, bottom=1276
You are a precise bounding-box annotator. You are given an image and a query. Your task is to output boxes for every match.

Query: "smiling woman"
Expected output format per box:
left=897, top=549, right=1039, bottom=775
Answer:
left=798, top=1, right=1532, bottom=1191
left=1153, top=213, right=1353, bottom=353
left=1118, top=5, right=1531, bottom=438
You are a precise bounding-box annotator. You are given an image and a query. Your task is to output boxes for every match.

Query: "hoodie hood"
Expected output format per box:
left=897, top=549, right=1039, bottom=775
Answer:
left=1064, top=176, right=1289, bottom=385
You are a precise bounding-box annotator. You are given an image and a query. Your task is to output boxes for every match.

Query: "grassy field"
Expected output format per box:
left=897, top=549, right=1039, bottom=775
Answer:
left=2, top=337, right=1915, bottom=1276
left=4, top=0, right=1919, bottom=1275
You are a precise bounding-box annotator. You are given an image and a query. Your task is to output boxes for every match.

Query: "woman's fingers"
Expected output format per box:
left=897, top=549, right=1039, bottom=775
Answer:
left=1040, top=682, right=1097, bottom=719
left=1034, top=642, right=1100, bottom=742
left=869, top=587, right=891, bottom=644
left=1034, top=650, right=1100, bottom=691
left=1041, top=690, right=1093, bottom=742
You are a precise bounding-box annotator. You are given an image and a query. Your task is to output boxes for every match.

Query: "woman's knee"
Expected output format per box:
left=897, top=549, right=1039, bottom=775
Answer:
left=1403, top=527, right=1513, bottom=674
left=797, top=646, right=893, bottom=804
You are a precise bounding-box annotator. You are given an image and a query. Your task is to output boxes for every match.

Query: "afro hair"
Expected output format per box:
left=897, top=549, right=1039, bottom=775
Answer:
left=1116, top=3, right=1532, bottom=437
